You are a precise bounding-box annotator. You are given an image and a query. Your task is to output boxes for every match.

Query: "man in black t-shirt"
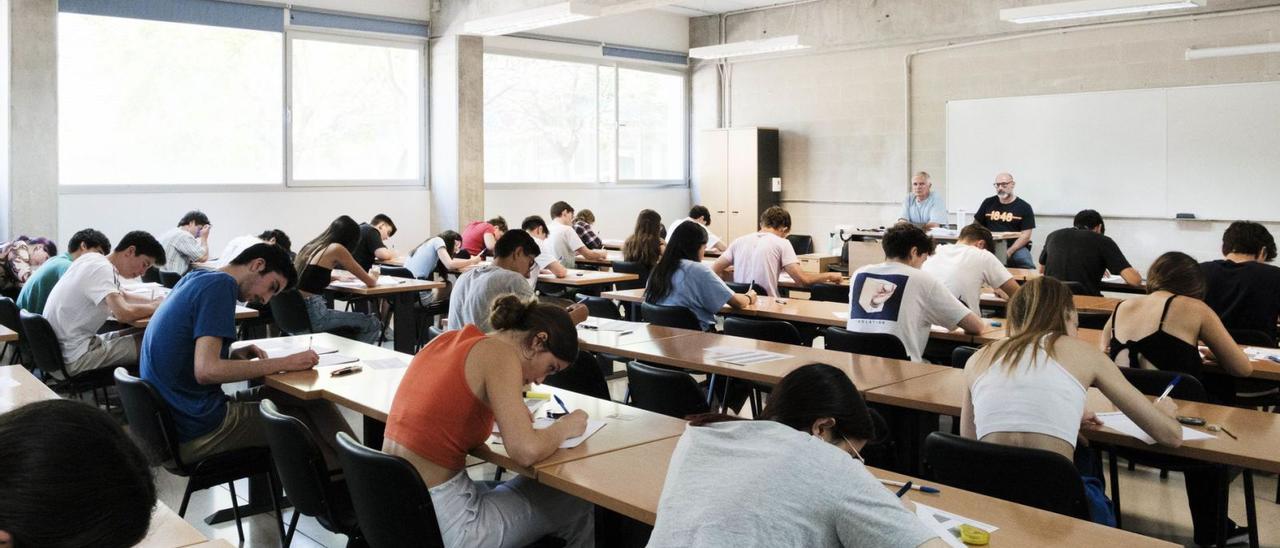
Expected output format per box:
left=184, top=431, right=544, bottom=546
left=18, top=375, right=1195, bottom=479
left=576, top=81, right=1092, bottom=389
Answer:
left=974, top=172, right=1036, bottom=268
left=1039, top=210, right=1142, bottom=296
left=1200, top=221, right=1280, bottom=342
left=353, top=213, right=401, bottom=271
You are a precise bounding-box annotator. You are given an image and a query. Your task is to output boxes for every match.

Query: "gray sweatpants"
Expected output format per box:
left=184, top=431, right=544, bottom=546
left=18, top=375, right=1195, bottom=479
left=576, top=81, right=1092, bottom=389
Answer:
left=428, top=470, right=594, bottom=548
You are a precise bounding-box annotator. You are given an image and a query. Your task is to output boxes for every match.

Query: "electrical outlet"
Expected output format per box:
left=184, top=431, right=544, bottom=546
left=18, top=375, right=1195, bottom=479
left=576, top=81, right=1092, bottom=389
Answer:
left=771, top=177, right=782, bottom=192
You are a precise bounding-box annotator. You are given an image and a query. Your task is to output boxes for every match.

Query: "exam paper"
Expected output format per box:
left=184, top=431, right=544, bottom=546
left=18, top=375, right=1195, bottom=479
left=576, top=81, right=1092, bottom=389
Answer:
left=914, top=502, right=998, bottom=548
left=705, top=346, right=791, bottom=365
left=362, top=357, right=409, bottom=370
left=580, top=318, right=647, bottom=332
left=1095, top=411, right=1217, bottom=445
left=492, top=417, right=607, bottom=449
left=317, top=353, right=359, bottom=367
left=237, top=341, right=338, bottom=358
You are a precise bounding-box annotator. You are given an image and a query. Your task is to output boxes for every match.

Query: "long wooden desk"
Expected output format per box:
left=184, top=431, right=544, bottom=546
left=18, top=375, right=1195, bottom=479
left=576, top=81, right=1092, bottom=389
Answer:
left=0, top=325, right=17, bottom=342
left=325, top=275, right=444, bottom=353
left=979, top=291, right=1124, bottom=314
left=538, top=269, right=638, bottom=288
left=0, top=364, right=59, bottom=412
left=852, top=229, right=1021, bottom=263
left=135, top=502, right=207, bottom=548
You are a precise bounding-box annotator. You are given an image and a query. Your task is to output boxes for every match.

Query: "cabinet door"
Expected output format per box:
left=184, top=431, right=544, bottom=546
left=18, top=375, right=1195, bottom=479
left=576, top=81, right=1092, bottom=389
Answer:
left=696, top=130, right=729, bottom=221
left=727, top=128, right=759, bottom=240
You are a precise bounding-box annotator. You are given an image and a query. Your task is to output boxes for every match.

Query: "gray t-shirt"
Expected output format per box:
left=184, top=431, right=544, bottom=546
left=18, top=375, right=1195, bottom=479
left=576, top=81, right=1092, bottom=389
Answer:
left=649, top=421, right=937, bottom=548
left=446, top=263, right=533, bottom=333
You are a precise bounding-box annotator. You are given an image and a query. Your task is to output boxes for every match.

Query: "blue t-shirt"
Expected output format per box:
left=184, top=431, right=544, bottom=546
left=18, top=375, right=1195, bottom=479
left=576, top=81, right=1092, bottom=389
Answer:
left=651, top=260, right=733, bottom=330
left=140, top=269, right=238, bottom=442
left=16, top=253, right=72, bottom=314
left=404, top=237, right=446, bottom=279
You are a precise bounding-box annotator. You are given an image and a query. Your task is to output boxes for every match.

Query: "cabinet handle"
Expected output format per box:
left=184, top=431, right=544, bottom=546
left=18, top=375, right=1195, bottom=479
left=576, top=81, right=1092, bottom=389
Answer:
left=731, top=211, right=740, bottom=214
left=716, top=210, right=726, bottom=213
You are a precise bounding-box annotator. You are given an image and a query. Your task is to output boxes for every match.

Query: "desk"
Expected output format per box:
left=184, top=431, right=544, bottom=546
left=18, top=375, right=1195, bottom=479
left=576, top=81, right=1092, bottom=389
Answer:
left=573, top=249, right=625, bottom=268
left=1007, top=268, right=1147, bottom=294
left=979, top=292, right=1123, bottom=314
left=603, top=239, right=720, bottom=257
left=0, top=324, right=17, bottom=342
left=325, top=276, right=445, bottom=353
left=135, top=502, right=206, bottom=548
left=0, top=365, right=58, bottom=412
left=128, top=305, right=259, bottom=328
left=537, top=269, right=637, bottom=288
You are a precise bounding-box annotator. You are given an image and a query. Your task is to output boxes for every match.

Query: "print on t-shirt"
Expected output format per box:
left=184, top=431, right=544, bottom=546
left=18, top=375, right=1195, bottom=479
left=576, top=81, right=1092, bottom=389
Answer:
left=984, top=209, right=1023, bottom=224
left=850, top=273, right=908, bottom=321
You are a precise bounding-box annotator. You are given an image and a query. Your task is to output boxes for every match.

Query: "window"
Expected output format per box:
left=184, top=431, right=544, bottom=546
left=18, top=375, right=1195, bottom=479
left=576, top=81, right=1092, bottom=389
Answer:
left=484, top=53, right=686, bottom=184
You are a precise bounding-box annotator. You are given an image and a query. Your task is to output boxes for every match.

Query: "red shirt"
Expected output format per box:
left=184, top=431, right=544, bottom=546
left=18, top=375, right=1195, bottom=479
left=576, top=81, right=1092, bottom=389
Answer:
left=461, top=221, right=496, bottom=256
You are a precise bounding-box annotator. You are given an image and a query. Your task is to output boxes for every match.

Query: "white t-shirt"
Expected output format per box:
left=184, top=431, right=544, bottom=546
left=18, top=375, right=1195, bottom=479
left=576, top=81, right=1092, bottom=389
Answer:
left=846, top=261, right=971, bottom=362
left=669, top=217, right=721, bottom=250
left=921, top=243, right=1013, bottom=315
left=721, top=232, right=798, bottom=297
left=528, top=236, right=559, bottom=286
left=43, top=253, right=122, bottom=362
left=216, top=235, right=262, bottom=267
left=548, top=221, right=586, bottom=269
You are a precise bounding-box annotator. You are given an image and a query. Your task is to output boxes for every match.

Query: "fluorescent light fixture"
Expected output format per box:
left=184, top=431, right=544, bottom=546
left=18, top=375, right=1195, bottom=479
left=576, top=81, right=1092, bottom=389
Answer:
left=1000, top=0, right=1204, bottom=24
left=1185, top=42, right=1280, bottom=60
left=688, top=35, right=810, bottom=60
left=463, top=1, right=601, bottom=36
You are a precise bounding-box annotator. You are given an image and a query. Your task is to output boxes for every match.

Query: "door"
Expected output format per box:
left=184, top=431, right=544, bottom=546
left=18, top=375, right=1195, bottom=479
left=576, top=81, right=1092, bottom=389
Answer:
left=696, top=130, right=728, bottom=225
left=726, top=128, right=759, bottom=240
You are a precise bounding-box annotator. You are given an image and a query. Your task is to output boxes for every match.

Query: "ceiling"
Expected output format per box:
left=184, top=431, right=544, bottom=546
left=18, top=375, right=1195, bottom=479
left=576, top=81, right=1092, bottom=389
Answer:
left=656, top=0, right=793, bottom=17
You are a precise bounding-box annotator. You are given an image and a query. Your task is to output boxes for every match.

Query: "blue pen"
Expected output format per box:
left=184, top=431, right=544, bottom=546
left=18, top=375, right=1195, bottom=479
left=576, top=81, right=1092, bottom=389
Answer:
left=1155, top=375, right=1181, bottom=403
left=553, top=395, right=570, bottom=414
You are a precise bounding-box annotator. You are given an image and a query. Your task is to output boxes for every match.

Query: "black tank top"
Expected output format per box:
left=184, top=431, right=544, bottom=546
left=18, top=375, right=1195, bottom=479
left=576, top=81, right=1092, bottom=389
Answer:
left=297, top=264, right=333, bottom=294
left=1108, top=295, right=1203, bottom=379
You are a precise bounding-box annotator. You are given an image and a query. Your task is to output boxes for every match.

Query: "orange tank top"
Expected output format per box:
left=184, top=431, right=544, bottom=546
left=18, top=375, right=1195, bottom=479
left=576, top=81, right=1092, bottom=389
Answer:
left=385, top=325, right=495, bottom=470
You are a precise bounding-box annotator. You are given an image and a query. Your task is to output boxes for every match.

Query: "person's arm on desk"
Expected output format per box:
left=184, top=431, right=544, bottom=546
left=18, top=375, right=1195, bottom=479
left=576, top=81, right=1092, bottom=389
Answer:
left=710, top=255, right=732, bottom=278
left=1195, top=301, right=1253, bottom=377
left=956, top=312, right=985, bottom=335
left=193, top=336, right=317, bottom=384
left=727, top=289, right=756, bottom=310
left=478, top=339, right=586, bottom=467
left=783, top=263, right=842, bottom=287
left=545, top=261, right=568, bottom=278
left=1118, top=266, right=1143, bottom=287
left=1008, top=229, right=1033, bottom=257
left=104, top=292, right=158, bottom=324
left=329, top=244, right=379, bottom=288
left=1077, top=338, right=1182, bottom=447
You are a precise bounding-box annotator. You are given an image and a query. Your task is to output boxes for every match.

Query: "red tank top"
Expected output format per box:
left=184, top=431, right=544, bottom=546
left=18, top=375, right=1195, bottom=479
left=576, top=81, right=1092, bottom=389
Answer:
left=385, top=325, right=494, bottom=470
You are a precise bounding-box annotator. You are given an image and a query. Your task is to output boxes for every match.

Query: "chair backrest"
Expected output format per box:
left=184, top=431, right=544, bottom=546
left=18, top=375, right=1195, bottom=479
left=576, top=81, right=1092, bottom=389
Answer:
left=270, top=289, right=314, bottom=336
left=425, top=326, right=446, bottom=346
left=610, top=261, right=649, bottom=291
left=141, top=266, right=162, bottom=285
left=544, top=350, right=611, bottom=400
left=1227, top=328, right=1277, bottom=348
left=823, top=327, right=909, bottom=360
left=725, top=282, right=769, bottom=295
left=950, top=346, right=978, bottom=369
left=260, top=399, right=338, bottom=522
left=786, top=234, right=814, bottom=255
left=334, top=432, right=445, bottom=548
left=0, top=297, right=30, bottom=365
left=639, top=303, right=702, bottom=331
left=626, top=361, right=709, bottom=419
left=113, top=368, right=183, bottom=470
left=1077, top=311, right=1111, bottom=330
left=577, top=296, right=622, bottom=320
left=722, top=316, right=802, bottom=346
left=807, top=283, right=848, bottom=304
left=19, top=311, right=70, bottom=378
left=924, top=432, right=1091, bottom=521
left=159, top=271, right=182, bottom=289
left=1119, top=367, right=1207, bottom=402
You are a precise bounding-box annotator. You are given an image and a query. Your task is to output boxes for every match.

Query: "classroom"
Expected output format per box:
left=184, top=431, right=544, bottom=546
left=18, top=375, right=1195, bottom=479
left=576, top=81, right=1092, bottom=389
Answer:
left=0, top=0, right=1279, bottom=546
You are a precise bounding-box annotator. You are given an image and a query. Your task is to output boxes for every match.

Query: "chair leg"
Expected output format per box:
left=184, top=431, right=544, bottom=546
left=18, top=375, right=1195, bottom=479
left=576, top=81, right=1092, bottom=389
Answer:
left=178, top=482, right=195, bottom=517
left=284, top=511, right=301, bottom=548
left=1108, top=450, right=1122, bottom=529
left=227, top=481, right=245, bottom=544
left=494, top=467, right=505, bottom=482
left=267, top=470, right=287, bottom=544
left=1160, top=468, right=1169, bottom=480
left=1244, top=470, right=1259, bottom=548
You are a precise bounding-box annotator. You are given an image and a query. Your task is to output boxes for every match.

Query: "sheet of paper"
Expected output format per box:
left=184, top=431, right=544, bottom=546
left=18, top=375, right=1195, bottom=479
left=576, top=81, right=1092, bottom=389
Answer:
left=705, top=346, right=791, bottom=365
left=238, top=342, right=338, bottom=358
left=914, top=502, right=999, bottom=548
left=491, top=417, right=607, bottom=449
left=362, top=357, right=409, bottom=370
left=329, top=280, right=367, bottom=289
left=525, top=397, right=547, bottom=415
left=832, top=311, right=850, bottom=320
left=375, top=276, right=410, bottom=286
left=580, top=317, right=647, bottom=332
left=0, top=377, right=19, bottom=388
left=1095, top=411, right=1217, bottom=444
left=1244, top=347, right=1280, bottom=362
left=1102, top=274, right=1126, bottom=284
left=317, top=353, right=359, bottom=367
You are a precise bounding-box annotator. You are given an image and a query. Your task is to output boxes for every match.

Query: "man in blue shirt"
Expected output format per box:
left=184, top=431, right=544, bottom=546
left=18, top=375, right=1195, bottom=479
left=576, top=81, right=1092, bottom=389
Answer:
left=897, top=171, right=948, bottom=230
left=140, top=243, right=351, bottom=464
left=16, top=228, right=110, bottom=314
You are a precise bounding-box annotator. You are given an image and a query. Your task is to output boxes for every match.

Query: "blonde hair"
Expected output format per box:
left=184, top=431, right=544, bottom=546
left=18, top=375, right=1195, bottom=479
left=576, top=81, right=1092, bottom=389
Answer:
left=981, top=277, right=1074, bottom=374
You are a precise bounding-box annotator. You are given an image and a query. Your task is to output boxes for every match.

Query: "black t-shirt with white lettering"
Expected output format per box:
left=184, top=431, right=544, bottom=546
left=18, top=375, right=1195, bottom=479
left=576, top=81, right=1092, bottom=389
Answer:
left=1200, top=259, right=1280, bottom=340
left=975, top=196, right=1036, bottom=236
left=1039, top=228, right=1131, bottom=296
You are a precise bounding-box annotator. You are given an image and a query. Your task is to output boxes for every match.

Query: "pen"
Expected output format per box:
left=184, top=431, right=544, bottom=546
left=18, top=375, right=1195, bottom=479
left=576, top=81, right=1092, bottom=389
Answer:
left=1155, top=375, right=1181, bottom=403
left=308, top=336, right=313, bottom=351
left=880, top=479, right=940, bottom=494
left=553, top=395, right=570, bottom=414
left=894, top=481, right=913, bottom=498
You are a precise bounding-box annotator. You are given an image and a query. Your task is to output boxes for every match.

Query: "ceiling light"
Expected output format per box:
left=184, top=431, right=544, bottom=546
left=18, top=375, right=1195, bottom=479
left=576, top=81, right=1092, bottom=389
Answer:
left=1185, top=42, right=1280, bottom=60
left=463, top=2, right=601, bottom=36
left=688, top=35, right=810, bottom=60
left=999, top=0, right=1204, bottom=24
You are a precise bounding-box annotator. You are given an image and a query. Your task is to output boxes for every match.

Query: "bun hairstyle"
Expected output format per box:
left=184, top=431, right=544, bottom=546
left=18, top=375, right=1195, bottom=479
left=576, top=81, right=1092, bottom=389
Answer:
left=489, top=294, right=579, bottom=363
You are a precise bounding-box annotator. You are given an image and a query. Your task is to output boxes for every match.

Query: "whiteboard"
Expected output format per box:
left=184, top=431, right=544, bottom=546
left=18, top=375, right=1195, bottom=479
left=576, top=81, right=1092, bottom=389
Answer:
left=946, top=81, right=1280, bottom=221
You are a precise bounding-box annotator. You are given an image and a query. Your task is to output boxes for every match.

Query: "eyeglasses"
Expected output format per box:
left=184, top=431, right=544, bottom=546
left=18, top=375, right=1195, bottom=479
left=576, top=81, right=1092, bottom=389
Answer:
left=993, top=182, right=1013, bottom=188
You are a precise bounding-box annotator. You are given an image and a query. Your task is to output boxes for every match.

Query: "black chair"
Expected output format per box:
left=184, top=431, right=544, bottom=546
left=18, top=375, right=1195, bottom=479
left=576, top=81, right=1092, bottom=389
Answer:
left=1077, top=311, right=1111, bottom=330
left=159, top=270, right=182, bottom=289
left=577, top=296, right=622, bottom=320
left=271, top=289, right=362, bottom=340
left=414, top=298, right=449, bottom=352
left=807, top=283, right=848, bottom=304
left=113, top=368, right=284, bottom=544
left=610, top=261, right=649, bottom=319
left=823, top=327, right=909, bottom=360
left=141, top=266, right=163, bottom=285
left=0, top=297, right=28, bottom=365
left=260, top=399, right=362, bottom=547
left=924, top=432, right=1092, bottom=520
left=626, top=361, right=709, bottom=419
left=1227, top=329, right=1277, bottom=348
left=20, top=311, right=116, bottom=404
left=334, top=431, right=445, bottom=548
left=721, top=317, right=802, bottom=414
left=950, top=346, right=978, bottom=369
left=725, top=281, right=769, bottom=296
left=786, top=234, right=814, bottom=255
left=640, top=302, right=702, bottom=331
left=544, top=350, right=612, bottom=400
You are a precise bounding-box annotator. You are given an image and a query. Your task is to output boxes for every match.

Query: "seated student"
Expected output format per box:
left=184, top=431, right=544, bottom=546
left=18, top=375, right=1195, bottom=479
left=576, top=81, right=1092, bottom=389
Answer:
left=447, top=230, right=588, bottom=333
left=1200, top=221, right=1280, bottom=342
left=548, top=201, right=607, bottom=268
left=353, top=213, right=401, bottom=271
left=649, top=363, right=945, bottom=548
left=142, top=243, right=353, bottom=464
left=216, top=229, right=292, bottom=266
left=406, top=230, right=481, bottom=307
left=461, top=216, right=508, bottom=258
left=292, top=216, right=383, bottom=344
left=622, top=209, right=664, bottom=271
left=0, top=400, right=156, bottom=547
left=644, top=222, right=752, bottom=331
left=712, top=206, right=842, bottom=297
left=0, top=236, right=57, bottom=295
left=572, top=209, right=604, bottom=250
left=961, top=276, right=1183, bottom=526
left=1039, top=209, right=1142, bottom=296
left=44, top=231, right=165, bottom=376
left=17, top=228, right=110, bottom=314
left=384, top=295, right=595, bottom=547
left=846, top=224, right=984, bottom=362
left=521, top=215, right=568, bottom=280
left=159, top=210, right=211, bottom=275
left=670, top=206, right=727, bottom=253
left=921, top=223, right=1020, bottom=314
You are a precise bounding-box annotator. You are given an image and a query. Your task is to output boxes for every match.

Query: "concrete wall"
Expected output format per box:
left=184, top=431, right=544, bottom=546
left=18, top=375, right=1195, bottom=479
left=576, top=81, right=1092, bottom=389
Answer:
left=9, top=0, right=57, bottom=240
left=693, top=0, right=1280, bottom=268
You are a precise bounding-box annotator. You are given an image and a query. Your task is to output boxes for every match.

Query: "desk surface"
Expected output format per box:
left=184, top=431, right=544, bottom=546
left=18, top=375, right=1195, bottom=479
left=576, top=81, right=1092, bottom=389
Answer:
left=0, top=365, right=60, bottom=412
left=538, top=269, right=638, bottom=287
left=850, top=229, right=1022, bottom=241
left=255, top=334, right=410, bottom=401
left=129, top=305, right=258, bottom=328
left=0, top=324, right=16, bottom=342
left=134, top=502, right=206, bottom=548
left=326, top=275, right=443, bottom=296
left=979, top=292, right=1122, bottom=314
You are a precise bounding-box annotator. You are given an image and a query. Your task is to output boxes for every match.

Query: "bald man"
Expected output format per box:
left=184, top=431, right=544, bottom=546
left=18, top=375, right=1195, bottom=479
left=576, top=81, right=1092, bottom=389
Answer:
left=974, top=172, right=1036, bottom=269
left=896, top=171, right=947, bottom=230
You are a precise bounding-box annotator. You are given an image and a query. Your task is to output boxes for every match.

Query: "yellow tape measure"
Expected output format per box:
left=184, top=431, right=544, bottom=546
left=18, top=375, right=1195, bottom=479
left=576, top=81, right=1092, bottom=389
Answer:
left=959, top=524, right=990, bottom=545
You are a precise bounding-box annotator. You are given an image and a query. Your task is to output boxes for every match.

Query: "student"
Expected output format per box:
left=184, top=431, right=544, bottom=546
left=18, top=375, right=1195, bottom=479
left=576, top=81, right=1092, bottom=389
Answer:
left=921, top=223, right=1020, bottom=314
left=217, top=229, right=292, bottom=267
left=622, top=209, right=664, bottom=270
left=649, top=364, right=945, bottom=548
left=974, top=172, right=1036, bottom=269
left=897, top=171, right=947, bottom=230
left=0, top=236, right=57, bottom=295
left=384, top=295, right=595, bottom=547
left=521, top=215, right=568, bottom=280
left=548, top=201, right=607, bottom=268
left=406, top=230, right=481, bottom=307
left=353, top=213, right=401, bottom=271
left=141, top=243, right=353, bottom=464
left=670, top=205, right=727, bottom=253
left=0, top=400, right=156, bottom=548
left=572, top=209, right=604, bottom=250
left=1199, top=221, right=1280, bottom=341
left=1039, top=210, right=1142, bottom=296
left=961, top=276, right=1183, bottom=526
left=44, top=231, right=165, bottom=376
left=461, top=216, right=508, bottom=258
left=159, top=210, right=211, bottom=275
left=644, top=222, right=753, bottom=331
left=712, top=206, right=842, bottom=297
left=292, top=216, right=383, bottom=344
left=17, top=228, right=110, bottom=314
left=447, top=230, right=587, bottom=333
left=846, top=223, right=984, bottom=362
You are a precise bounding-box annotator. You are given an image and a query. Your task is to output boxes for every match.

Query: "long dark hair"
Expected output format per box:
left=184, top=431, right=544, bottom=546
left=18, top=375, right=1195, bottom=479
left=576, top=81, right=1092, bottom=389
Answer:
left=689, top=364, right=875, bottom=441
left=295, top=215, right=361, bottom=273
left=644, top=221, right=707, bottom=303
left=623, top=209, right=663, bottom=269
left=1146, top=251, right=1206, bottom=299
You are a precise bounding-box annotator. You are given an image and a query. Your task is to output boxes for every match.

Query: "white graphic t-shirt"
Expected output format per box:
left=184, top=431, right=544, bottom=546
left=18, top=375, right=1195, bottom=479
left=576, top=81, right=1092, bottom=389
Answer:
left=846, top=261, right=971, bottom=362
